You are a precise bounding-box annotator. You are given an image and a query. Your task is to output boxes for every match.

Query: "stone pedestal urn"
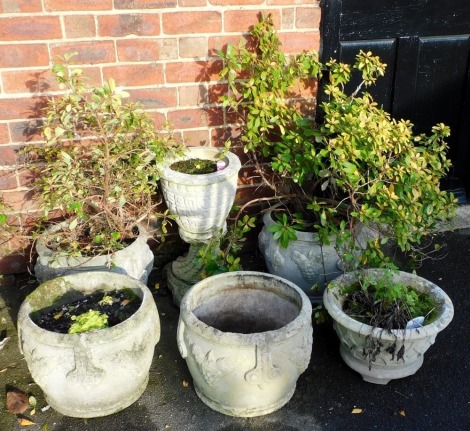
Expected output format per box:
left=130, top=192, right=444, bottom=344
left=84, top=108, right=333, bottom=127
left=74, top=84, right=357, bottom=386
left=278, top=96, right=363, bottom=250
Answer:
left=259, top=208, right=341, bottom=302
left=324, top=269, right=454, bottom=384
left=177, top=271, right=313, bottom=417
left=17, top=272, right=161, bottom=418
left=159, top=147, right=241, bottom=305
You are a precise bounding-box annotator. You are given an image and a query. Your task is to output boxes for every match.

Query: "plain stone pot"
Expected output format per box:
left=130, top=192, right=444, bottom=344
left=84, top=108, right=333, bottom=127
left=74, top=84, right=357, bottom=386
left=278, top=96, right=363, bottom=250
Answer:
left=34, top=222, right=154, bottom=284
left=159, top=147, right=241, bottom=242
left=177, top=271, right=313, bottom=417
left=324, top=269, right=454, bottom=384
left=17, top=272, right=161, bottom=418
left=258, top=208, right=341, bottom=302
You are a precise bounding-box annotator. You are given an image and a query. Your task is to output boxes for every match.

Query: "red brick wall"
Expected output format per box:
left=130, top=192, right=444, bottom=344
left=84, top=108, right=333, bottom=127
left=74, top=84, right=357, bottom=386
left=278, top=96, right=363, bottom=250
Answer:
left=0, top=0, right=321, bottom=273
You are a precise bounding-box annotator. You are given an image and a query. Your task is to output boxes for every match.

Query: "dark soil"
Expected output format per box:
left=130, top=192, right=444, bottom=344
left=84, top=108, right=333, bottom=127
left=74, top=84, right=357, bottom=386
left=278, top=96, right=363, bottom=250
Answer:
left=34, top=289, right=141, bottom=334
left=170, top=158, right=217, bottom=174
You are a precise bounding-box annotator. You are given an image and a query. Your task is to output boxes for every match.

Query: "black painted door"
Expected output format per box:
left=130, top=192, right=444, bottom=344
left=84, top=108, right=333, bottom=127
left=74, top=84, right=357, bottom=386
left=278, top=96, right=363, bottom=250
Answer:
left=320, top=0, right=470, bottom=197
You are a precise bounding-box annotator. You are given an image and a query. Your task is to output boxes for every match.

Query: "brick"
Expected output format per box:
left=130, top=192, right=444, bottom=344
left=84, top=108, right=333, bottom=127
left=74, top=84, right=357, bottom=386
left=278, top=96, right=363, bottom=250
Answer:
left=18, top=168, right=37, bottom=188
left=0, top=97, right=48, bottom=122
left=128, top=87, right=177, bottom=109
left=2, top=189, right=39, bottom=212
left=165, top=60, right=222, bottom=84
left=204, top=106, right=224, bottom=127
left=178, top=85, right=206, bottom=107
left=0, top=145, right=20, bottom=165
left=115, top=0, right=176, bottom=8
left=0, top=16, right=62, bottom=41
left=98, top=14, right=160, bottom=37
left=0, top=123, right=10, bottom=144
left=267, top=0, right=316, bottom=4
left=0, top=44, right=49, bottom=69
left=208, top=83, right=227, bottom=104
left=178, top=0, right=206, bottom=5
left=64, top=15, right=96, bottom=39
left=9, top=120, right=43, bottom=144
left=44, top=0, right=112, bottom=11
left=147, top=112, right=167, bottom=128
left=179, top=37, right=208, bottom=58
left=208, top=35, right=248, bottom=56
left=282, top=8, right=296, bottom=29
left=163, top=11, right=221, bottom=35
left=210, top=0, right=262, bottom=4
left=224, top=10, right=280, bottom=32
left=0, top=0, right=42, bottom=13
left=279, top=32, right=320, bottom=53
left=103, top=63, right=164, bottom=86
left=118, top=39, right=159, bottom=61
left=182, top=129, right=210, bottom=146
left=51, top=41, right=116, bottom=64
left=167, top=108, right=208, bottom=129
left=296, top=7, right=321, bottom=29
left=0, top=253, right=31, bottom=275
left=2, top=68, right=55, bottom=94
left=0, top=169, right=17, bottom=189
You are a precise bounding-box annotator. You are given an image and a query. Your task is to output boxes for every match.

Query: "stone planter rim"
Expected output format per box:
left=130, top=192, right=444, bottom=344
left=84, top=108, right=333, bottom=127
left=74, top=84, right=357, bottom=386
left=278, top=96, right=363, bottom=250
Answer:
left=159, top=147, right=241, bottom=186
left=179, top=271, right=312, bottom=347
left=35, top=221, right=150, bottom=264
left=262, top=204, right=321, bottom=243
left=324, top=268, right=454, bottom=341
left=19, top=271, right=156, bottom=348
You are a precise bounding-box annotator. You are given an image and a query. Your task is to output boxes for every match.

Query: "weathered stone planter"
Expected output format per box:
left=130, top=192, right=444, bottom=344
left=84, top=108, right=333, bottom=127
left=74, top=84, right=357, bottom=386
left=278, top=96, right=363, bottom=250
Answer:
left=324, top=269, right=454, bottom=384
left=159, top=147, right=241, bottom=305
left=34, top=222, right=154, bottom=284
left=159, top=147, right=241, bottom=243
left=17, top=272, right=160, bottom=418
left=258, top=208, right=341, bottom=302
left=177, top=271, right=313, bottom=417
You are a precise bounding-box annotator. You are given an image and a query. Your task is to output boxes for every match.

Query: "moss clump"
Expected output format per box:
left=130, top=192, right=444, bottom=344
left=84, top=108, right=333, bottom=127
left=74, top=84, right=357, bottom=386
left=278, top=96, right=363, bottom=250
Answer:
left=171, top=158, right=217, bottom=174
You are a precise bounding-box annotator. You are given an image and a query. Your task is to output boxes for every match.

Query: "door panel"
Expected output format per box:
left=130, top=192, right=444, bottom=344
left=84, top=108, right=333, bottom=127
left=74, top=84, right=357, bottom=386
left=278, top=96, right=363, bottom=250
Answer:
left=320, top=0, right=470, bottom=194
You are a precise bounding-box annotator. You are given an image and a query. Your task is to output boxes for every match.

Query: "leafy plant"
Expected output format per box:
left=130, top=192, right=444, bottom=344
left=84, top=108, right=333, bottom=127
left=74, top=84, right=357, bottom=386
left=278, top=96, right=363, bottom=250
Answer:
left=69, top=309, right=108, bottom=334
left=219, top=15, right=457, bottom=267
left=26, top=52, right=181, bottom=256
left=198, top=213, right=256, bottom=278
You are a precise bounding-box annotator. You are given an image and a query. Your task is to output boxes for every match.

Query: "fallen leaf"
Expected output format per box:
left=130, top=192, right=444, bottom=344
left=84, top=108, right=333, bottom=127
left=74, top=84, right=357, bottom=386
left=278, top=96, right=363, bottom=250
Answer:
left=30, top=409, right=36, bottom=416
left=121, top=299, right=130, bottom=306
left=399, top=409, right=406, bottom=417
left=29, top=396, right=37, bottom=407
left=182, top=380, right=189, bottom=388
left=18, top=418, right=36, bottom=426
left=155, top=283, right=160, bottom=290
left=53, top=311, right=63, bottom=320
left=351, top=408, right=363, bottom=414
left=0, top=336, right=10, bottom=350
left=7, top=389, right=29, bottom=414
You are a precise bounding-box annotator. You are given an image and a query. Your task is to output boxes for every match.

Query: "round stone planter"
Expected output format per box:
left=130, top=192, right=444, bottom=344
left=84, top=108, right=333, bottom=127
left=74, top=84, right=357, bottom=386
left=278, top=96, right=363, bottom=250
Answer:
left=258, top=208, right=341, bottom=302
left=17, top=272, right=161, bottom=418
left=159, top=147, right=241, bottom=242
left=177, top=271, right=313, bottom=417
left=323, top=269, right=454, bottom=384
left=34, top=222, right=154, bottom=284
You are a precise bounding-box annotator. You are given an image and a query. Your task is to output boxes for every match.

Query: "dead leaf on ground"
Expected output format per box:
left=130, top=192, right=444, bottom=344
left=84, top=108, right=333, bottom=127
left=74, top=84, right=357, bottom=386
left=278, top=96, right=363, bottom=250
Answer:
left=399, top=409, right=406, bottom=417
left=351, top=407, right=363, bottom=414
left=182, top=380, right=189, bottom=388
left=18, top=417, right=36, bottom=426
left=7, top=389, right=29, bottom=414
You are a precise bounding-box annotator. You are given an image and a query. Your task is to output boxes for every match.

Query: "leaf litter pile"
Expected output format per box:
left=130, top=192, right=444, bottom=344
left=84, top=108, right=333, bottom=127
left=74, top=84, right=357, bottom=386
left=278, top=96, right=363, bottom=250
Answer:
left=34, top=289, right=141, bottom=334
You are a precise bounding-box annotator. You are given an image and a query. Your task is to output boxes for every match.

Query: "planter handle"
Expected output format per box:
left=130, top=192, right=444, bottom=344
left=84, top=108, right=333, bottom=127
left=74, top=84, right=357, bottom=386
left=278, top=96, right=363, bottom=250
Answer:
left=177, top=319, right=187, bottom=358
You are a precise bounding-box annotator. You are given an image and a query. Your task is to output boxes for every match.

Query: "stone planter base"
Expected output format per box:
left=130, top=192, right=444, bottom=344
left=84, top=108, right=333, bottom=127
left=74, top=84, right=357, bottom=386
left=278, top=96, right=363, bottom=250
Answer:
left=178, top=271, right=312, bottom=417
